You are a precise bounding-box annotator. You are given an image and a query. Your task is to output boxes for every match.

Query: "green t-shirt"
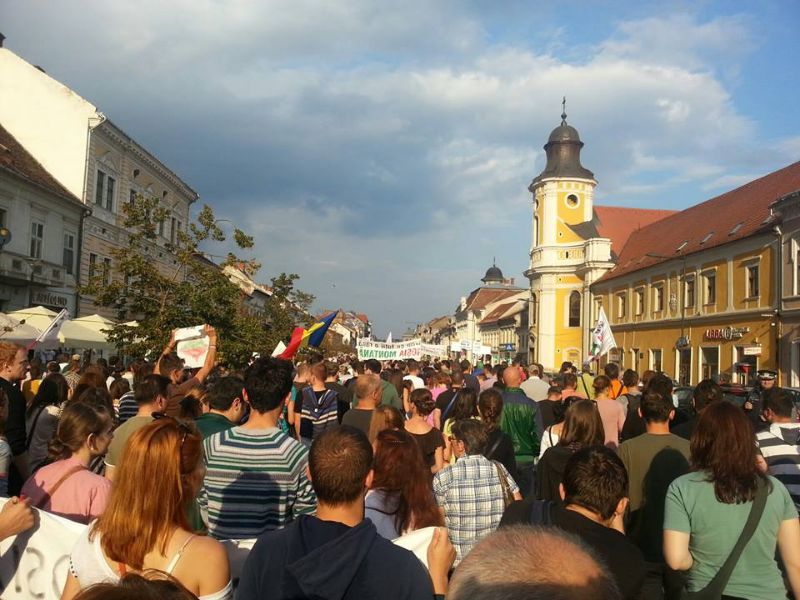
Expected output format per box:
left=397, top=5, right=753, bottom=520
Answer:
left=619, top=433, right=690, bottom=561
left=664, top=472, right=797, bottom=600
left=195, top=412, right=234, bottom=439
left=104, top=416, right=154, bottom=468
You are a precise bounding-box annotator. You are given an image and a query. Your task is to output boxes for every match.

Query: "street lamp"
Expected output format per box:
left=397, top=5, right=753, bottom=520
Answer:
left=646, top=251, right=690, bottom=351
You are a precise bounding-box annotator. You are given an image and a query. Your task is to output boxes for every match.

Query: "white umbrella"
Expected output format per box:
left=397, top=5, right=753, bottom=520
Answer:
left=0, top=312, right=42, bottom=345
left=8, top=306, right=58, bottom=332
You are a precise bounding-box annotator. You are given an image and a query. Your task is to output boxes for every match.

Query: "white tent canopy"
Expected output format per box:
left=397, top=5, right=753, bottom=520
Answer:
left=8, top=307, right=117, bottom=350
left=0, top=313, right=42, bottom=345
left=8, top=306, right=57, bottom=332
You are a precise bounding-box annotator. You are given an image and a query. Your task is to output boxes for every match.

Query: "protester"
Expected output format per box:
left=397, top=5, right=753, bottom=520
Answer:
left=202, top=357, right=315, bottom=540
left=561, top=371, right=587, bottom=400
left=442, top=387, right=479, bottom=464
left=404, top=388, right=445, bottom=474
left=25, top=373, right=68, bottom=473
left=64, top=354, right=82, bottom=390
left=366, top=404, right=405, bottom=442
left=62, top=418, right=232, bottom=600
left=342, top=373, right=382, bottom=437
left=0, top=494, right=34, bottom=540
left=0, top=389, right=10, bottom=496
left=156, top=326, right=218, bottom=418
left=501, top=446, right=645, bottom=599
left=295, top=362, right=341, bottom=445
left=194, top=376, right=245, bottom=439
left=535, top=399, right=604, bottom=502
left=538, top=385, right=563, bottom=431
left=434, top=370, right=464, bottom=425
left=323, top=360, right=352, bottom=420
left=604, top=363, right=624, bottom=401
left=430, top=371, right=450, bottom=403
left=618, top=369, right=641, bottom=416
left=478, top=388, right=517, bottom=483
left=403, top=359, right=425, bottom=390
left=460, top=360, right=481, bottom=394
left=479, top=363, right=497, bottom=391
left=108, top=378, right=131, bottom=420
left=756, top=387, right=800, bottom=512
left=664, top=401, right=800, bottom=599
left=519, top=363, right=549, bottom=401
left=433, top=419, right=520, bottom=564
left=671, top=379, right=722, bottom=441
left=116, top=359, right=151, bottom=425
left=72, top=572, right=198, bottom=600
left=21, top=400, right=112, bottom=523
left=363, top=359, right=402, bottom=410
left=104, top=374, right=169, bottom=481
left=22, top=357, right=42, bottom=405
left=237, top=426, right=453, bottom=599
left=365, top=428, right=443, bottom=539
left=448, top=526, right=623, bottom=600
left=618, top=391, right=690, bottom=599
left=593, top=375, right=625, bottom=449
left=0, top=342, right=30, bottom=495
left=500, top=366, right=542, bottom=494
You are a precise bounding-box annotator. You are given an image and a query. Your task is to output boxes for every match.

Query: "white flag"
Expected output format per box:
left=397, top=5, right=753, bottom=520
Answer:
left=35, top=309, right=69, bottom=345
left=271, top=341, right=287, bottom=357
left=587, top=306, right=617, bottom=362
left=386, top=331, right=392, bottom=343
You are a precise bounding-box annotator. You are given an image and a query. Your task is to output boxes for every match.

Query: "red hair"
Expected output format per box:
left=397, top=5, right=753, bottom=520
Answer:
left=92, top=419, right=202, bottom=569
left=371, top=429, right=443, bottom=533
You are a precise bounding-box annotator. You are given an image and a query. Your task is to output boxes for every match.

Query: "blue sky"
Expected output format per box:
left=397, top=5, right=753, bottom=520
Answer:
left=3, top=0, right=799, bottom=336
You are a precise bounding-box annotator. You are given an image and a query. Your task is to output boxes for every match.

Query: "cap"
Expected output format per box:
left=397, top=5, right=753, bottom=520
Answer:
left=757, top=369, right=777, bottom=380
left=71, top=354, right=81, bottom=361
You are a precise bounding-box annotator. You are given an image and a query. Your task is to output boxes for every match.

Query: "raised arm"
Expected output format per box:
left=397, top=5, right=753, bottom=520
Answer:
left=194, top=325, right=218, bottom=383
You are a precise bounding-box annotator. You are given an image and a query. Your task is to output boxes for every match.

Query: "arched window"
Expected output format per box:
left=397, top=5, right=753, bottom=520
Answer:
left=569, top=291, right=581, bottom=327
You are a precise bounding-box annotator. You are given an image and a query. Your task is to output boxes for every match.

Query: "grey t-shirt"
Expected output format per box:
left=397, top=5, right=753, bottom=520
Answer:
left=341, top=409, right=373, bottom=438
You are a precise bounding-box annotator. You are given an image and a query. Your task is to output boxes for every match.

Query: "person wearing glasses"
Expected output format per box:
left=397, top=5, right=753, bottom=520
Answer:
left=62, top=418, right=232, bottom=600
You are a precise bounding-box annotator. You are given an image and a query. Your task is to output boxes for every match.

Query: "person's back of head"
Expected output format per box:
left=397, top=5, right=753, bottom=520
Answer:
left=46, top=360, right=61, bottom=374
left=639, top=391, right=673, bottom=424
left=451, top=419, right=488, bottom=455
left=559, top=400, right=604, bottom=448
left=406, top=359, right=419, bottom=374
left=603, top=363, right=620, bottom=381
left=503, top=366, right=521, bottom=388
left=364, top=359, right=382, bottom=375
left=644, top=372, right=673, bottom=399
left=449, top=526, right=621, bottom=600
left=324, top=361, right=338, bottom=381
left=355, top=373, right=382, bottom=403
left=460, top=359, right=471, bottom=374
left=410, top=388, right=435, bottom=417
left=310, top=362, right=327, bottom=385
left=763, top=387, right=793, bottom=420
left=562, top=372, right=578, bottom=390
left=622, top=369, right=639, bottom=390
left=29, top=373, right=68, bottom=416
left=109, top=378, right=131, bottom=402
left=450, top=387, right=478, bottom=421
left=640, top=369, right=657, bottom=390
left=243, top=357, right=293, bottom=414
left=157, top=353, right=185, bottom=381
left=547, top=386, right=562, bottom=401
left=207, top=376, right=245, bottom=412
left=478, top=388, right=503, bottom=432
left=74, top=571, right=197, bottom=600
left=562, top=446, right=628, bottom=521
left=450, top=370, right=464, bottom=388
left=592, top=375, right=610, bottom=396
left=309, top=426, right=373, bottom=506
left=367, top=405, right=405, bottom=442
left=134, top=374, right=171, bottom=407
left=692, top=379, right=722, bottom=413
left=49, top=400, right=112, bottom=462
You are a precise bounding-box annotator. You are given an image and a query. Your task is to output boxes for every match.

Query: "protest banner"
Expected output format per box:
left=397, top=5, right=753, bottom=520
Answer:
left=357, top=339, right=447, bottom=360
left=175, top=324, right=210, bottom=368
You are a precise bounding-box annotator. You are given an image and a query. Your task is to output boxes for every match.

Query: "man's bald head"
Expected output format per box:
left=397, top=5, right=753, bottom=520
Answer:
left=355, top=373, right=382, bottom=403
left=503, top=366, right=521, bottom=387
left=449, top=526, right=620, bottom=600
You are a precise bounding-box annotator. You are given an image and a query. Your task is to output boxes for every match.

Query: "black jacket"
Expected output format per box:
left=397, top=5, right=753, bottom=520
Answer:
left=236, top=515, right=433, bottom=600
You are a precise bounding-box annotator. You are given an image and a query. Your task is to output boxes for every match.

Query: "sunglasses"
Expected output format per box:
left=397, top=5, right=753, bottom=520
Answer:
left=152, top=412, right=193, bottom=450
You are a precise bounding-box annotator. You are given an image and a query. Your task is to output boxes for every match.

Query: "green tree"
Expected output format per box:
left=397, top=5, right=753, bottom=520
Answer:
left=81, top=195, right=312, bottom=365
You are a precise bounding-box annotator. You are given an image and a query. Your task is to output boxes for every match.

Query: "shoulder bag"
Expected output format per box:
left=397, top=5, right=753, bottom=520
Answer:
left=682, top=477, right=768, bottom=599
left=493, top=460, right=515, bottom=507
left=34, top=465, right=85, bottom=509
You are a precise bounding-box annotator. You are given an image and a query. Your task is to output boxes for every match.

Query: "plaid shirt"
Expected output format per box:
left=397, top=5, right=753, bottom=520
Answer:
left=433, top=454, right=519, bottom=564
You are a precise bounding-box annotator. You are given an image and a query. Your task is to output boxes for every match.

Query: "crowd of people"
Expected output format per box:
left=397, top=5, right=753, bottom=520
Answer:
left=0, top=337, right=798, bottom=599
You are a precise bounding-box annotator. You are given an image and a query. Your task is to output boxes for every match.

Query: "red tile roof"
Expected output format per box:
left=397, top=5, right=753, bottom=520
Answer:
left=459, top=288, right=523, bottom=313
left=356, top=313, right=369, bottom=323
left=0, top=123, right=80, bottom=203
left=480, top=301, right=521, bottom=325
left=598, top=161, right=800, bottom=283
left=594, top=206, right=676, bottom=257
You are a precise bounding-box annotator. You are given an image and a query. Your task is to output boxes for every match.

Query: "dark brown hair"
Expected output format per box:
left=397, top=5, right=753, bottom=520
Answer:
left=691, top=401, right=765, bottom=503
left=478, top=388, right=503, bottom=432
left=410, top=388, right=435, bottom=416
left=309, top=426, right=373, bottom=506
left=371, top=429, right=443, bottom=533
left=559, top=400, right=604, bottom=448
left=368, top=405, right=405, bottom=442
left=73, top=571, right=196, bottom=600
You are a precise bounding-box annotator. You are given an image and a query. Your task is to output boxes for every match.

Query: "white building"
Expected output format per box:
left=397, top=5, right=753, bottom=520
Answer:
left=0, top=123, right=87, bottom=313
left=0, top=42, right=197, bottom=317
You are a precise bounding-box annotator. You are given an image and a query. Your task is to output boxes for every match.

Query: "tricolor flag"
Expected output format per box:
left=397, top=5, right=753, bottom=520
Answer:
left=278, top=311, right=339, bottom=360
left=30, top=309, right=69, bottom=349
left=587, top=306, right=617, bottom=362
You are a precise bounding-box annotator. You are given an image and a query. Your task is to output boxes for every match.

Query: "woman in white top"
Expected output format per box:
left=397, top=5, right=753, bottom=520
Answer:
left=61, top=417, right=232, bottom=600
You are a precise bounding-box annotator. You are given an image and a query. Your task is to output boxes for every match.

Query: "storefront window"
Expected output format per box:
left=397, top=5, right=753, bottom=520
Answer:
left=701, top=347, right=719, bottom=380
left=651, top=349, right=662, bottom=373
left=735, top=347, right=757, bottom=385
left=678, top=348, right=691, bottom=386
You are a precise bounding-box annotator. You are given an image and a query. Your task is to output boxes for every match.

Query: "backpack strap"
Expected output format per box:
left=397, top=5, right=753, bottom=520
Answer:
left=441, top=392, right=459, bottom=423
left=34, top=465, right=85, bottom=509
left=529, top=499, right=552, bottom=526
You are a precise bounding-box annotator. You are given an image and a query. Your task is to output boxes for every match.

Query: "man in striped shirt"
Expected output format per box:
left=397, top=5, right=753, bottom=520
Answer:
left=756, top=388, right=800, bottom=513
left=202, top=357, right=316, bottom=539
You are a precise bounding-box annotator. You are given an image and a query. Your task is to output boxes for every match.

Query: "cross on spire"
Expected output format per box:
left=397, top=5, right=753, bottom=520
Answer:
left=561, top=96, right=567, bottom=125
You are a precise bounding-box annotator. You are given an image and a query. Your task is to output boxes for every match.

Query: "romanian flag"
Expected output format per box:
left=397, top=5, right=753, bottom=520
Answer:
left=278, top=311, right=338, bottom=360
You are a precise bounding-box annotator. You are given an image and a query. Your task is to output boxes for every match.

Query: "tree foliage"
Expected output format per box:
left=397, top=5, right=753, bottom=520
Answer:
left=81, top=195, right=314, bottom=365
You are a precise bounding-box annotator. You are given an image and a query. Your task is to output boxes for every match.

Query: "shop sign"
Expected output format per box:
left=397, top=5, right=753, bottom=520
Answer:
left=742, top=345, right=762, bottom=356
left=30, top=290, right=70, bottom=308
left=704, top=326, right=749, bottom=341
left=499, top=343, right=516, bottom=352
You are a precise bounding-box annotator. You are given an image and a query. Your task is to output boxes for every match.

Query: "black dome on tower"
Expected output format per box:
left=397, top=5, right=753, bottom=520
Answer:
left=530, top=100, right=594, bottom=188
left=481, top=262, right=504, bottom=285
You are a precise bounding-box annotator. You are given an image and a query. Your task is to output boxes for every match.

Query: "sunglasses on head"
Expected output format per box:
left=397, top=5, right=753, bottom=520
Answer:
left=152, top=412, right=193, bottom=449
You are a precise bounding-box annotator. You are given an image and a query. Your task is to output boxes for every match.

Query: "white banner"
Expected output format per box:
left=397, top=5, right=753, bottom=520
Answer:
left=357, top=338, right=447, bottom=360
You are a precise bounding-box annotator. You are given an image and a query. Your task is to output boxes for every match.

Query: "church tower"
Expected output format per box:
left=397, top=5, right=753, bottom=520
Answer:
left=525, top=102, right=613, bottom=370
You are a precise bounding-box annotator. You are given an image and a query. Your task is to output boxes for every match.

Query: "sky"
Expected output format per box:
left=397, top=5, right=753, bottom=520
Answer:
left=3, top=0, right=799, bottom=337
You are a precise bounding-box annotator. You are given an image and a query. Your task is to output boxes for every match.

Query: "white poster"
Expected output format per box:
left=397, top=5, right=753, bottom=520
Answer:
left=175, top=325, right=210, bottom=368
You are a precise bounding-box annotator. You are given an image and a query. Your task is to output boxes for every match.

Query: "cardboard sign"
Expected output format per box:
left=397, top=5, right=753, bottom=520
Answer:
left=175, top=325, right=210, bottom=369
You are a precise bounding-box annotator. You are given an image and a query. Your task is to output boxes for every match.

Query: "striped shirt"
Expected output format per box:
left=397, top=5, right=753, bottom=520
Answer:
left=202, top=426, right=316, bottom=540
left=300, top=387, right=339, bottom=440
left=756, top=422, right=800, bottom=513
left=116, top=391, right=137, bottom=425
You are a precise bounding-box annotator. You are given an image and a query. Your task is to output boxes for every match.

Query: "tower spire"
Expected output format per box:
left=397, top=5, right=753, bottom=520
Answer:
left=561, top=96, right=567, bottom=125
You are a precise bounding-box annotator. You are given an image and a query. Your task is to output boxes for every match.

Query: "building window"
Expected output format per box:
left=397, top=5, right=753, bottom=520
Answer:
left=95, top=169, right=116, bottom=211
left=569, top=291, right=581, bottom=327
left=704, top=273, right=716, bottom=304
left=616, top=292, right=626, bottom=320
left=170, top=217, right=177, bottom=244
left=685, top=277, right=695, bottom=308
left=102, top=258, right=111, bottom=286
left=89, top=253, right=97, bottom=279
left=0, top=208, right=6, bottom=227
left=635, top=288, right=644, bottom=315
left=651, top=349, right=662, bottom=372
left=129, top=189, right=137, bottom=204
left=653, top=285, right=664, bottom=313
left=158, top=219, right=165, bottom=237
left=30, top=221, right=44, bottom=259
left=701, top=347, right=719, bottom=380
left=746, top=264, right=760, bottom=298
left=63, top=233, right=75, bottom=275
left=531, top=293, right=537, bottom=324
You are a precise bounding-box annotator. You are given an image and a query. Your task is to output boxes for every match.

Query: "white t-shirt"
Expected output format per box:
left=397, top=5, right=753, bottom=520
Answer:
left=403, top=375, right=425, bottom=390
